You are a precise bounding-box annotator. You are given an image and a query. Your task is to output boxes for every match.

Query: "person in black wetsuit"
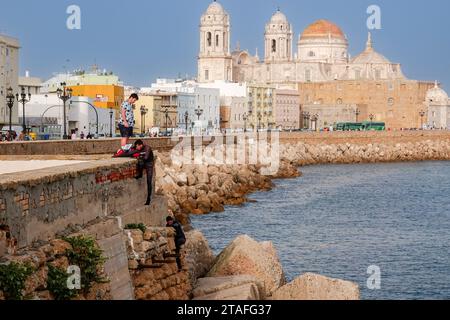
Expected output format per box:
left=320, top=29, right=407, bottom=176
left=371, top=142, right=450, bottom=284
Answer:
left=133, top=140, right=155, bottom=206
left=166, top=216, right=186, bottom=272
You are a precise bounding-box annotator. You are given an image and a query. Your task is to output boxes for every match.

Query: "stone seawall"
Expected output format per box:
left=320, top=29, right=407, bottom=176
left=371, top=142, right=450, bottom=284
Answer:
left=1, top=131, right=450, bottom=156
left=154, top=136, right=450, bottom=223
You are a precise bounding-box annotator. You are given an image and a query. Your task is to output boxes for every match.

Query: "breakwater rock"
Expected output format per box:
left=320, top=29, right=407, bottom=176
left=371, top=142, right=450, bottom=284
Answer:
left=154, top=148, right=300, bottom=224
left=193, top=234, right=360, bottom=300
left=280, top=139, right=450, bottom=166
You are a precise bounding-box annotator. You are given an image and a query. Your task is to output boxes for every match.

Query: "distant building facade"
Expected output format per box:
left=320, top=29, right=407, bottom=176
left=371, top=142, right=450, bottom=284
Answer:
left=0, top=34, right=20, bottom=127
left=274, top=89, right=300, bottom=130
left=425, top=82, right=450, bottom=130
left=197, top=1, right=442, bottom=130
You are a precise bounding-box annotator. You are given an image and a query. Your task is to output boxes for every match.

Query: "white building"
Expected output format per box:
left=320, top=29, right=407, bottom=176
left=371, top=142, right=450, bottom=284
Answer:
left=149, top=79, right=221, bottom=135
left=41, top=67, right=122, bottom=93
left=201, top=81, right=248, bottom=131
left=19, top=71, right=42, bottom=95
left=0, top=34, right=20, bottom=128
left=425, top=82, right=450, bottom=130
left=19, top=94, right=115, bottom=139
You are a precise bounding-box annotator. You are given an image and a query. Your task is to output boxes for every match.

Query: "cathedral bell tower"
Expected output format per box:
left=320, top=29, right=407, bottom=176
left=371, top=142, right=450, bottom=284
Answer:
left=198, top=1, right=233, bottom=83
left=264, top=9, right=293, bottom=63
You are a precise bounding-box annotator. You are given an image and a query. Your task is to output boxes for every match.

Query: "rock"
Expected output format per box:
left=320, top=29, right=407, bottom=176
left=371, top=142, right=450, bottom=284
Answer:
left=128, top=260, right=139, bottom=270
left=184, top=230, right=215, bottom=286
left=34, top=290, right=52, bottom=300
left=196, top=195, right=211, bottom=213
left=180, top=198, right=197, bottom=214
left=193, top=283, right=262, bottom=300
left=207, top=235, right=285, bottom=296
left=192, top=275, right=265, bottom=300
left=270, top=273, right=360, bottom=300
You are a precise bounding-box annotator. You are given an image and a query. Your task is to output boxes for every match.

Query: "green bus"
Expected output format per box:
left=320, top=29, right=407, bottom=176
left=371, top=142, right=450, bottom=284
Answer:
left=334, top=122, right=363, bottom=131
left=362, top=121, right=386, bottom=131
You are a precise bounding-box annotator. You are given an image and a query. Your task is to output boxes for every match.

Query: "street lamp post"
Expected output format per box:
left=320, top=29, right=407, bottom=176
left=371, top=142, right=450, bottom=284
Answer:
left=164, top=107, right=170, bottom=136
left=56, top=82, right=72, bottom=139
left=369, top=114, right=375, bottom=128
left=243, top=112, right=248, bottom=133
left=195, top=106, right=203, bottom=135
left=16, top=86, right=31, bottom=134
left=109, top=109, right=114, bottom=137
left=6, top=87, right=15, bottom=141
left=419, top=110, right=426, bottom=130
left=355, top=108, right=361, bottom=122
left=184, top=111, right=189, bottom=133
left=140, top=106, right=148, bottom=135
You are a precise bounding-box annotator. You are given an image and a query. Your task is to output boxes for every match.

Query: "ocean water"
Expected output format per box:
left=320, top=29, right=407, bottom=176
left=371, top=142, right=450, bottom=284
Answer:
left=191, top=161, right=450, bottom=300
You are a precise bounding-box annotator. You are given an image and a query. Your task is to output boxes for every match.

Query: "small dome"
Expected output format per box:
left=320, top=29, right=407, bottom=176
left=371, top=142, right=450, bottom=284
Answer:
left=351, top=50, right=390, bottom=64
left=426, top=82, right=449, bottom=103
left=270, top=10, right=288, bottom=24
left=351, top=33, right=390, bottom=64
left=301, top=20, right=346, bottom=40
left=205, top=1, right=226, bottom=15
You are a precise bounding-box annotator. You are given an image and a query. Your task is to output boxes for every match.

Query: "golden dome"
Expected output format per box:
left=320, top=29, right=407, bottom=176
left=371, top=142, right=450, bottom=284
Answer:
left=301, top=20, right=345, bottom=40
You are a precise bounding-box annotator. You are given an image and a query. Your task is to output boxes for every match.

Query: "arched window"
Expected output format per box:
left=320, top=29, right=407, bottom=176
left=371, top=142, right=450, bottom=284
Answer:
left=216, top=34, right=219, bottom=47
left=271, top=39, right=276, bottom=53
left=305, top=69, right=311, bottom=82
left=207, top=32, right=212, bottom=47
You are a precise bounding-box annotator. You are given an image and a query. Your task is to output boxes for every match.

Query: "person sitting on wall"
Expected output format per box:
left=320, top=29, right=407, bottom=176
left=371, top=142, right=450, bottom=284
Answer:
left=113, top=139, right=155, bottom=206
left=166, top=215, right=186, bottom=272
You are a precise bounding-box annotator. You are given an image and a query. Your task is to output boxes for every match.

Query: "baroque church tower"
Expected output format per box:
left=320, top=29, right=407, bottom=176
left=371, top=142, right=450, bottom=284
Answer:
left=198, top=1, right=233, bottom=83
left=264, top=9, right=293, bottom=63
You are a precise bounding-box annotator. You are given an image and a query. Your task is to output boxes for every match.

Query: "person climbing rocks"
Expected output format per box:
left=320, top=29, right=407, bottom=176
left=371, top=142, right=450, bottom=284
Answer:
left=113, top=139, right=155, bottom=206
left=166, top=216, right=186, bottom=272
left=133, top=139, right=155, bottom=206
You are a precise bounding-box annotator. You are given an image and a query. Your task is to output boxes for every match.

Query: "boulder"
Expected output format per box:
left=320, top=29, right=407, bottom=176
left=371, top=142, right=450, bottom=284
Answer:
left=207, top=235, right=285, bottom=296
left=270, top=273, right=360, bottom=300
left=192, top=275, right=265, bottom=300
left=183, top=230, right=215, bottom=286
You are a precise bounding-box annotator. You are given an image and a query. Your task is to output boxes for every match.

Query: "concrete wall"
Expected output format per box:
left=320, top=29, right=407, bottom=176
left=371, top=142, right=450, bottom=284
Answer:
left=0, top=158, right=166, bottom=249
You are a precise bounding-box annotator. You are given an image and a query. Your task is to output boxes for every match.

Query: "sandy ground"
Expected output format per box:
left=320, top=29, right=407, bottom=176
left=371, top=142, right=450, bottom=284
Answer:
left=0, top=160, right=87, bottom=175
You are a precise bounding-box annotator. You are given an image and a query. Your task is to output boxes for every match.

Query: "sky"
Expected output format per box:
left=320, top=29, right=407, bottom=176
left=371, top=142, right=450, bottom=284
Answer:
left=1, top=0, right=449, bottom=92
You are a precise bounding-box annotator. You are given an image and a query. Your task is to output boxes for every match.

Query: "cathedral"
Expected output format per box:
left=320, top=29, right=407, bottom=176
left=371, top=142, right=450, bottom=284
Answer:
left=198, top=1, right=405, bottom=87
left=197, top=1, right=446, bottom=130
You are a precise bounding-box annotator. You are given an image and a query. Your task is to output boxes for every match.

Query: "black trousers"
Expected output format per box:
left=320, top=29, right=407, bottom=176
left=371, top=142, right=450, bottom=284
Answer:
left=137, top=160, right=153, bottom=203
left=175, top=239, right=186, bottom=270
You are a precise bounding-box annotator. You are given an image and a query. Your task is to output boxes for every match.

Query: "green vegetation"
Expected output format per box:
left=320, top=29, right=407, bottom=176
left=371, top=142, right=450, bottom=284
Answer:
left=0, top=262, right=34, bottom=300
left=125, top=223, right=147, bottom=233
left=46, top=264, right=78, bottom=300
left=63, top=236, right=107, bottom=293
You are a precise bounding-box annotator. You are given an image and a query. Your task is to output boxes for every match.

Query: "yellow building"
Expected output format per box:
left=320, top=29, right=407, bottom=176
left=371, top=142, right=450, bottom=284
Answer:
left=133, top=95, right=162, bottom=134
left=247, top=84, right=276, bottom=130
left=69, top=85, right=124, bottom=111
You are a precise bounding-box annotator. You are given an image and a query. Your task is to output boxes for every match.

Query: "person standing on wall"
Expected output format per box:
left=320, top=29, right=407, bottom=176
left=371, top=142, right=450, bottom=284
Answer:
left=118, top=93, right=139, bottom=147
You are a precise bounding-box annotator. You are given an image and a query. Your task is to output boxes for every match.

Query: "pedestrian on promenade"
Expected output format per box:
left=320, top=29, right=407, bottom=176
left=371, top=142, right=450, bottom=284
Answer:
left=118, top=93, right=139, bottom=147
left=166, top=216, right=186, bottom=272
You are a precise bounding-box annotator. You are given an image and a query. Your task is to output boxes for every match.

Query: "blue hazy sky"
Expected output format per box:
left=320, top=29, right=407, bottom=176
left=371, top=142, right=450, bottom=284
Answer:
left=1, top=0, right=449, bottom=91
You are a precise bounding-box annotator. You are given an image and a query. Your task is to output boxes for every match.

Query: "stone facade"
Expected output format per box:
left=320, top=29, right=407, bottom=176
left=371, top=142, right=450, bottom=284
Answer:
left=0, top=34, right=20, bottom=127
left=274, top=89, right=300, bottom=130
left=298, top=80, right=435, bottom=129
